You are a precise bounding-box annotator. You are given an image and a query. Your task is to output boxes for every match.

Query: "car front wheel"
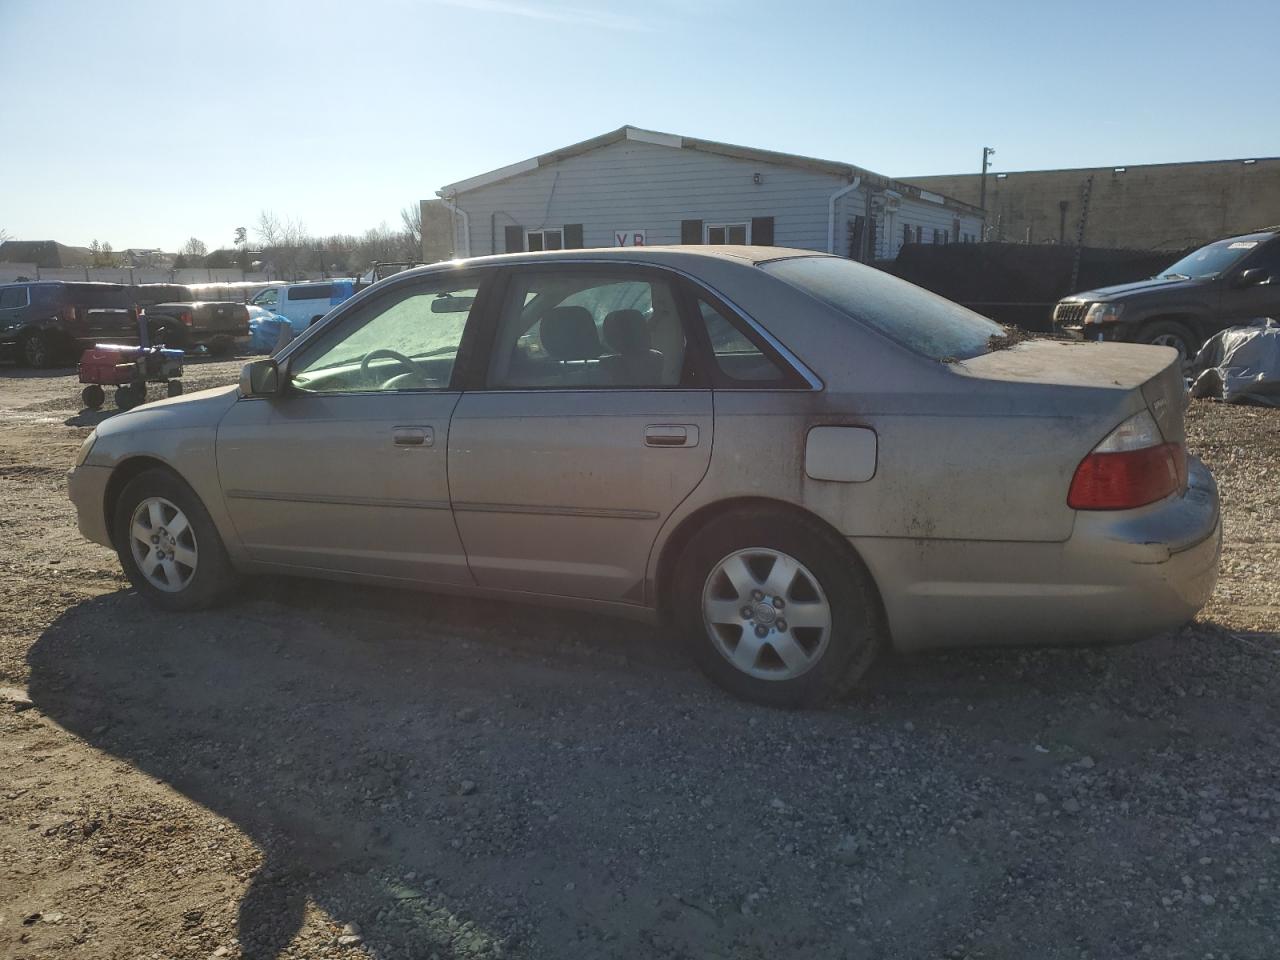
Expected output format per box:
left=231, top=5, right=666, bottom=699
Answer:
left=673, top=509, right=884, bottom=707
left=113, top=469, right=237, bottom=610
left=1136, top=320, right=1198, bottom=363
left=21, top=330, right=55, bottom=368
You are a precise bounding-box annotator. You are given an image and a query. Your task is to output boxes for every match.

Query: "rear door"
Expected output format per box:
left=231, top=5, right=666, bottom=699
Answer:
left=0, top=285, right=28, bottom=331
left=447, top=265, right=713, bottom=604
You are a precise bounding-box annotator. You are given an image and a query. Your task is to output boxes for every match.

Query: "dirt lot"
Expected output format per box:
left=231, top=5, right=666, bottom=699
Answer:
left=1, top=360, right=1278, bottom=960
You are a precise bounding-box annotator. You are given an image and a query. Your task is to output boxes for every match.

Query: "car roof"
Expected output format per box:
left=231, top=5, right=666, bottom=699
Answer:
left=402, top=245, right=830, bottom=279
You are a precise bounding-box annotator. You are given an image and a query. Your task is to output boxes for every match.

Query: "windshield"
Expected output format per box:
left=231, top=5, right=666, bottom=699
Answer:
left=1158, top=237, right=1262, bottom=279
left=762, top=256, right=1003, bottom=361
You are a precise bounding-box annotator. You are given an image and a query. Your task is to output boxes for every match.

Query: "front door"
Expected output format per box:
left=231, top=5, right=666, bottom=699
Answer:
left=215, top=273, right=487, bottom=584
left=448, top=266, right=712, bottom=604
left=1221, top=238, right=1280, bottom=329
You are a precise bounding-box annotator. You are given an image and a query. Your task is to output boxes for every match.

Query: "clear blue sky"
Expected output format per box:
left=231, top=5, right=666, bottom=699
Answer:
left=3, top=0, right=1276, bottom=252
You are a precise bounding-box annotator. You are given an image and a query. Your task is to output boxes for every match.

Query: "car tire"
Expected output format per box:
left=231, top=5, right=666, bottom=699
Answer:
left=112, top=468, right=237, bottom=611
left=672, top=509, right=885, bottom=707
left=308, top=315, right=323, bottom=327
left=81, top=384, right=106, bottom=410
left=209, top=336, right=235, bottom=357
left=1136, top=320, right=1198, bottom=363
left=21, top=330, right=55, bottom=368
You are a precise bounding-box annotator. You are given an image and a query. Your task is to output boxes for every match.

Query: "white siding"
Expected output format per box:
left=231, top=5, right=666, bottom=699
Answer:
left=448, top=139, right=848, bottom=256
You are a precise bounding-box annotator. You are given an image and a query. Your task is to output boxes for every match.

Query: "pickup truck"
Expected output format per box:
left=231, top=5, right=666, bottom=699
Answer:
left=1053, top=227, right=1280, bottom=361
left=0, top=281, right=139, bottom=367
left=133, top=284, right=250, bottom=355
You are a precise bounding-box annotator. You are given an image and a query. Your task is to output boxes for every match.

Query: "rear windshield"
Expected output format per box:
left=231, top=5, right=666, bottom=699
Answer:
left=762, top=256, right=1003, bottom=361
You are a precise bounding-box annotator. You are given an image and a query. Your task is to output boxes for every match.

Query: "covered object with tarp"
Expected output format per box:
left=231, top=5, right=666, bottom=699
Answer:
left=1189, top=319, right=1280, bottom=407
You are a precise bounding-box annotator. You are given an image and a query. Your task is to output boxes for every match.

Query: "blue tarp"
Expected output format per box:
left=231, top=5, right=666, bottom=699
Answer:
left=248, top=313, right=293, bottom=354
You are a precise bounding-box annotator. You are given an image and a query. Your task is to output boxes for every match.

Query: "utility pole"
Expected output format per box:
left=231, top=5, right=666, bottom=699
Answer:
left=978, top=146, right=995, bottom=239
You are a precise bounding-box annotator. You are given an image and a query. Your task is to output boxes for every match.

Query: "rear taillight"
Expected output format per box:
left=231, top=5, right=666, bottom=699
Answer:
left=179, top=310, right=193, bottom=326
left=1068, top=410, right=1187, bottom=510
left=62, top=306, right=77, bottom=323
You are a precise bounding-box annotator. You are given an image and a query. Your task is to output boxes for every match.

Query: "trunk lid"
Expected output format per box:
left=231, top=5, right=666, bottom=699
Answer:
left=954, top=339, right=1185, bottom=444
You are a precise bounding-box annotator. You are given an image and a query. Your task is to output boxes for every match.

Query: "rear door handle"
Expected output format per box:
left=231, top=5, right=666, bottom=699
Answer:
left=644, top=424, right=698, bottom=448
left=392, top=425, right=433, bottom=447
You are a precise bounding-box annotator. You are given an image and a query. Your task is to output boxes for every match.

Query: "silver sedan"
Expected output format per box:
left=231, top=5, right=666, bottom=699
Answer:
left=68, top=247, right=1221, bottom=706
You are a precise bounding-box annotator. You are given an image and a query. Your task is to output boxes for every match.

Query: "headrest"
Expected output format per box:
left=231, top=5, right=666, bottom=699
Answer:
left=602, top=309, right=651, bottom=356
left=540, top=306, right=600, bottom=360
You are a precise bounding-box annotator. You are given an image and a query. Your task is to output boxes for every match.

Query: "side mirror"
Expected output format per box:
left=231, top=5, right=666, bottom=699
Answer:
left=1235, top=267, right=1270, bottom=288
left=239, top=358, right=283, bottom=398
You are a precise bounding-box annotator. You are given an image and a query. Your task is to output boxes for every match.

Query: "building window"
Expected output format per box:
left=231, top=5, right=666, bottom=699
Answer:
left=705, top=222, right=749, bottom=245
left=902, top=223, right=911, bottom=245
left=526, top=229, right=563, bottom=252
left=915, top=225, right=923, bottom=244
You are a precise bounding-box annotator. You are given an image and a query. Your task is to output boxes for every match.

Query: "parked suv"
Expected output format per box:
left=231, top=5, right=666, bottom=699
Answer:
left=0, top=281, right=139, bottom=368
left=1054, top=228, right=1280, bottom=360
left=133, top=283, right=250, bottom=355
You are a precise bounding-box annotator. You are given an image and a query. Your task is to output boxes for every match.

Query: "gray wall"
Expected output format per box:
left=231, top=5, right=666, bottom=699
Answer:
left=447, top=138, right=849, bottom=256
left=1, top=265, right=296, bottom=285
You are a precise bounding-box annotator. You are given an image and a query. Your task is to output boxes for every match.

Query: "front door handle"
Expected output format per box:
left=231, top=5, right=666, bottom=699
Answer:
left=644, top=424, right=698, bottom=448
left=392, top=425, right=433, bottom=447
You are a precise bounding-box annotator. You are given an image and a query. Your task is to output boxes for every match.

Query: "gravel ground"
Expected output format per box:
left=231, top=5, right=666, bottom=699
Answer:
left=1, top=360, right=1277, bottom=960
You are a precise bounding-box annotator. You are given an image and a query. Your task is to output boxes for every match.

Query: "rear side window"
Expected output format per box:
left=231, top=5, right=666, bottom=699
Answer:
left=287, top=284, right=333, bottom=301
left=64, top=284, right=133, bottom=309
left=763, top=256, right=1003, bottom=361
left=696, top=299, right=793, bottom=384
left=0, top=287, right=28, bottom=309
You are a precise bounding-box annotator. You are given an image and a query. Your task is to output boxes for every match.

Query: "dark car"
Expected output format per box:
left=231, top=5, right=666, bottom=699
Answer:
left=0, top=281, right=139, bottom=368
left=133, top=283, right=250, bottom=355
left=1053, top=228, right=1280, bottom=360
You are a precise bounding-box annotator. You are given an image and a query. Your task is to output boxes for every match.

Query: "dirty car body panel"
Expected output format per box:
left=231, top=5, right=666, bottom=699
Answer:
left=69, top=246, right=1220, bottom=667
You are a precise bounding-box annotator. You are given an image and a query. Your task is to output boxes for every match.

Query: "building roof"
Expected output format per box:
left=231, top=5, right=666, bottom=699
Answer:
left=437, top=126, right=983, bottom=215
left=903, top=155, right=1280, bottom=181
left=0, top=240, right=94, bottom=268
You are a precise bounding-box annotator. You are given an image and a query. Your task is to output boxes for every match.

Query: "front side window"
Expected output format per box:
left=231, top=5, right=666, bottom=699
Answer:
left=487, top=272, right=687, bottom=388
left=0, top=286, right=28, bottom=309
left=252, top=288, right=279, bottom=308
left=289, top=281, right=479, bottom=393
left=706, top=223, right=749, bottom=245
left=527, top=229, right=563, bottom=252
left=763, top=255, right=1003, bottom=362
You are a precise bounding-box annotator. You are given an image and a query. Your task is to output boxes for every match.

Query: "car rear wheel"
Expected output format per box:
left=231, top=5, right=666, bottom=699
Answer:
left=113, top=469, right=236, bottom=610
left=114, top=384, right=145, bottom=410
left=673, top=509, right=884, bottom=707
left=1136, top=320, right=1198, bottom=363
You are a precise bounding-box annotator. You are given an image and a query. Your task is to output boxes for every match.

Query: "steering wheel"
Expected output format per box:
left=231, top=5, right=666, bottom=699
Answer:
left=360, top=348, right=422, bottom=385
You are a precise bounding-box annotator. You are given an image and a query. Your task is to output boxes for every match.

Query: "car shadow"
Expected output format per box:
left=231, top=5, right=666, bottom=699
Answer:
left=64, top=408, right=116, bottom=427
left=0, top=363, right=77, bottom=378
left=25, top=579, right=1278, bottom=959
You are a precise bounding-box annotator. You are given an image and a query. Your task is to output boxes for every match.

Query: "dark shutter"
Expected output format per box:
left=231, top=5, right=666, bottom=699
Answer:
left=680, top=219, right=703, bottom=244
left=504, top=225, right=524, bottom=253
left=563, top=223, right=584, bottom=249
left=750, top=216, right=774, bottom=246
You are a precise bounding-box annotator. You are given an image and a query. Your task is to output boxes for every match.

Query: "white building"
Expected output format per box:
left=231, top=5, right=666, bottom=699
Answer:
left=427, top=126, right=982, bottom=262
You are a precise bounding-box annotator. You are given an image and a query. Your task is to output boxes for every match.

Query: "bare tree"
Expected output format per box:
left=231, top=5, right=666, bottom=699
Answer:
left=182, top=237, right=208, bottom=258
left=400, top=204, right=422, bottom=256
left=255, top=210, right=281, bottom=248
left=0, top=226, right=10, bottom=245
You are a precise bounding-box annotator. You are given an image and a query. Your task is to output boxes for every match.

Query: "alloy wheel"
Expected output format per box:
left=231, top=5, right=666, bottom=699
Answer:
left=701, top=548, right=832, bottom=681
left=129, top=496, right=198, bottom=592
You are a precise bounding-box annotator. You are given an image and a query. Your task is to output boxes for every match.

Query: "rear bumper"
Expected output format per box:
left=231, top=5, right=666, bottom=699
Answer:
left=857, top=457, right=1221, bottom=653
left=68, top=464, right=114, bottom=549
